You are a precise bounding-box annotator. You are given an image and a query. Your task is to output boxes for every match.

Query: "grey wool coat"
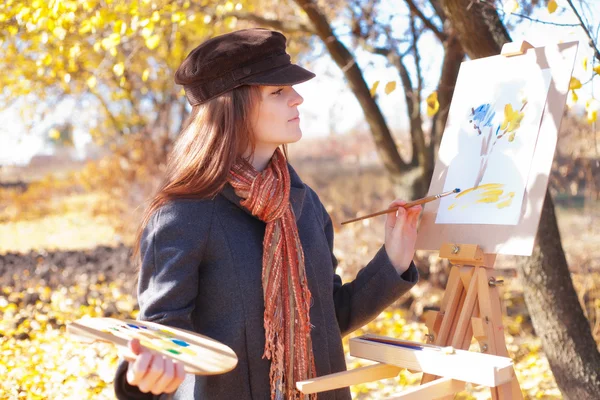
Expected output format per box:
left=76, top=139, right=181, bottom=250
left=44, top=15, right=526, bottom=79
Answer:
left=114, top=162, right=419, bottom=400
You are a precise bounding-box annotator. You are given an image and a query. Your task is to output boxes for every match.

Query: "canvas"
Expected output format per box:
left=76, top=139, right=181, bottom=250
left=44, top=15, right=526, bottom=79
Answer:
left=435, top=58, right=552, bottom=225
left=415, top=42, right=578, bottom=255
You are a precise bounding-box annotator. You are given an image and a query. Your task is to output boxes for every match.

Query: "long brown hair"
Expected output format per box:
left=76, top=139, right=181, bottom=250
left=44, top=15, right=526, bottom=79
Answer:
left=131, top=85, right=289, bottom=269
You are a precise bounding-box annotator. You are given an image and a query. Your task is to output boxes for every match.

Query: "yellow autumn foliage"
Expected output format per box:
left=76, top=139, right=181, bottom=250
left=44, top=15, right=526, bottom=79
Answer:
left=0, top=0, right=256, bottom=145
left=426, top=91, right=439, bottom=117
left=369, top=80, right=380, bottom=97
left=384, top=81, right=396, bottom=95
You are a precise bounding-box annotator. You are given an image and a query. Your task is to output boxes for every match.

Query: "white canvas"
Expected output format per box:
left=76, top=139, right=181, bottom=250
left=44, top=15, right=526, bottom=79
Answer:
left=435, top=57, right=552, bottom=225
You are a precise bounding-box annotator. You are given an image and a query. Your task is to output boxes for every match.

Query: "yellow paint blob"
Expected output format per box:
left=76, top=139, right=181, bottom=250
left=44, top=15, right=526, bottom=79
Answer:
left=496, top=191, right=516, bottom=209
left=179, top=347, right=197, bottom=356
left=481, top=189, right=504, bottom=197
left=448, top=184, right=515, bottom=210
left=476, top=187, right=505, bottom=204
left=455, top=183, right=504, bottom=199
left=476, top=195, right=501, bottom=203
left=140, top=340, right=163, bottom=352
left=497, top=199, right=512, bottom=209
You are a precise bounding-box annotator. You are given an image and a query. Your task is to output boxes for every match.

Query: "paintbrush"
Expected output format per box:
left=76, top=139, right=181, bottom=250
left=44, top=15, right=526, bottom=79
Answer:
left=340, top=188, right=461, bottom=225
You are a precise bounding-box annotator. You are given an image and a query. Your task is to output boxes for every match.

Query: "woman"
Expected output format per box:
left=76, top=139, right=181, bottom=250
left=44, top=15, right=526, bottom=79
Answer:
left=114, top=28, right=421, bottom=400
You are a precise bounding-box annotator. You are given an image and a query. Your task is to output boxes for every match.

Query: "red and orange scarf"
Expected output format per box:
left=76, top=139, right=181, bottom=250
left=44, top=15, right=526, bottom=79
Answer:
left=227, top=148, right=316, bottom=400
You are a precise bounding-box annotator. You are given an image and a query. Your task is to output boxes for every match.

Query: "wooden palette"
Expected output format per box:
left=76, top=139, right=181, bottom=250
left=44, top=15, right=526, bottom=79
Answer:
left=67, top=317, right=238, bottom=375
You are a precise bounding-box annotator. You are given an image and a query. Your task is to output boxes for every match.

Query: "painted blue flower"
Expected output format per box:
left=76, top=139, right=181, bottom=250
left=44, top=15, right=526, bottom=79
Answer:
left=470, top=103, right=496, bottom=135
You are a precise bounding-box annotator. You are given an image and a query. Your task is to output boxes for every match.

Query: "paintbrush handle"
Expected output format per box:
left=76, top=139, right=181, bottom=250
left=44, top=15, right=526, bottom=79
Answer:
left=340, top=190, right=458, bottom=225
left=340, top=199, right=424, bottom=225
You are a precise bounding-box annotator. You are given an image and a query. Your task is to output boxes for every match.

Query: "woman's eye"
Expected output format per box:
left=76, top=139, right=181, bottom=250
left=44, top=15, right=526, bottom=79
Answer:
left=272, top=88, right=283, bottom=95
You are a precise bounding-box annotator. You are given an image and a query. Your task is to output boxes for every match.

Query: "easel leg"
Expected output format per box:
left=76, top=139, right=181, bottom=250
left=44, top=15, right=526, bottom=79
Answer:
left=477, top=268, right=523, bottom=400
left=420, top=246, right=523, bottom=399
left=422, top=265, right=467, bottom=384
left=423, top=266, right=481, bottom=398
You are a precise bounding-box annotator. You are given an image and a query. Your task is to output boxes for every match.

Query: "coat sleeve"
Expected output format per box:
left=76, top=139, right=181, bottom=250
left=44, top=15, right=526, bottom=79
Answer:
left=313, top=192, right=419, bottom=337
left=114, top=199, right=215, bottom=400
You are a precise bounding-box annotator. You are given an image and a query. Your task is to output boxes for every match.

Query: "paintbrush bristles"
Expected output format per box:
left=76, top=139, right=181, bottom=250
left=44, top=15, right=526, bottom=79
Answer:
left=340, top=188, right=461, bottom=226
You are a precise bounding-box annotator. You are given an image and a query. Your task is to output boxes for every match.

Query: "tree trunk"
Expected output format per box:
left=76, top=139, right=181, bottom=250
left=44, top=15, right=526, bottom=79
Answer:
left=390, top=46, right=430, bottom=199
left=441, top=1, right=600, bottom=398
left=430, top=31, right=464, bottom=160
left=518, top=191, right=600, bottom=397
left=442, top=0, right=511, bottom=59
left=402, top=0, right=465, bottom=197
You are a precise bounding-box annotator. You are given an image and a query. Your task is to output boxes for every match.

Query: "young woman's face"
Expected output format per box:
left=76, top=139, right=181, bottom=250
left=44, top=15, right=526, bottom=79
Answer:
left=251, top=85, right=304, bottom=148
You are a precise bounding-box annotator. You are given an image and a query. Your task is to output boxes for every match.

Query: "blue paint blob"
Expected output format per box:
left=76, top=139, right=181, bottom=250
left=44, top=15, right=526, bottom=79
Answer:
left=171, top=339, right=190, bottom=347
left=126, top=324, right=140, bottom=329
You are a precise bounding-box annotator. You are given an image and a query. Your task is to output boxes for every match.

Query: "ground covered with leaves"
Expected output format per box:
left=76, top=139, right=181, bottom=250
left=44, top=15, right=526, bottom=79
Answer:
left=0, top=246, right=136, bottom=399
left=0, top=220, right=579, bottom=399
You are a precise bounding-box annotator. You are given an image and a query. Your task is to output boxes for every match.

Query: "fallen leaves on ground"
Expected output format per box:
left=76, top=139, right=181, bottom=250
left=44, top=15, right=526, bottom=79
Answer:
left=0, top=282, right=137, bottom=399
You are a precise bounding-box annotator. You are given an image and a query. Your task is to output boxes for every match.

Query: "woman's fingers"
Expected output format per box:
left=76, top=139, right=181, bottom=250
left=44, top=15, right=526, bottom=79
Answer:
left=137, top=353, right=165, bottom=393
left=406, top=205, right=423, bottom=228
left=385, top=201, right=422, bottom=235
left=385, top=200, right=402, bottom=228
left=389, top=199, right=407, bottom=210
left=125, top=338, right=185, bottom=395
left=151, top=356, right=175, bottom=395
left=129, top=338, right=142, bottom=355
left=126, top=348, right=153, bottom=387
left=164, top=361, right=186, bottom=393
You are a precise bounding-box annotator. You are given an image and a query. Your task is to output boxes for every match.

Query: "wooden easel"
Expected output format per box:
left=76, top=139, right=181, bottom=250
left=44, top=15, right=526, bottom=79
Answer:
left=295, top=243, right=522, bottom=399
left=419, top=243, right=522, bottom=399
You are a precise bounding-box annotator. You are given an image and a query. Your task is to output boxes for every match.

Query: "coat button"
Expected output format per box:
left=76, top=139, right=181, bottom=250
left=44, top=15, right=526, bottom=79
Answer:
left=243, top=67, right=251, bottom=75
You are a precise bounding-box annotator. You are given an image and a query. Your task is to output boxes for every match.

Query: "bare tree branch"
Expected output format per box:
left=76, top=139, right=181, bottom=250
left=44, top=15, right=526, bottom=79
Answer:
left=380, top=24, right=428, bottom=170
left=410, top=14, right=423, bottom=111
left=405, top=0, right=447, bottom=42
left=565, top=0, right=600, bottom=62
left=509, top=12, right=581, bottom=27
left=428, top=0, right=446, bottom=24
left=90, top=90, right=123, bottom=135
left=293, top=0, right=410, bottom=173
left=474, top=0, right=580, bottom=27
left=221, top=11, right=315, bottom=34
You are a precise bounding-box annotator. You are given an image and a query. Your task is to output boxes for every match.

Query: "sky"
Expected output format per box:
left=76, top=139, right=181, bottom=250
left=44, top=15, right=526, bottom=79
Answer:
left=1, top=1, right=600, bottom=165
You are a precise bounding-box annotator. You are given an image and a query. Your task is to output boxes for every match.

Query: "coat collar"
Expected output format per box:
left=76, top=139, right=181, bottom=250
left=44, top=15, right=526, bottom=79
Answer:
left=220, top=162, right=307, bottom=221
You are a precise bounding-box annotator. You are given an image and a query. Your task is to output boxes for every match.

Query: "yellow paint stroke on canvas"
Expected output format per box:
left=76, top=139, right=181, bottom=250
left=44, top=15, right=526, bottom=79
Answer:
left=497, top=192, right=515, bottom=209
left=455, top=183, right=504, bottom=199
left=448, top=184, right=516, bottom=210
left=476, top=188, right=504, bottom=203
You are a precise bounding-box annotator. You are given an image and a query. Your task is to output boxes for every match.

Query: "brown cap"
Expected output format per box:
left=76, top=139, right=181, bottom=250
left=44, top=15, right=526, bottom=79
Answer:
left=174, top=28, right=316, bottom=106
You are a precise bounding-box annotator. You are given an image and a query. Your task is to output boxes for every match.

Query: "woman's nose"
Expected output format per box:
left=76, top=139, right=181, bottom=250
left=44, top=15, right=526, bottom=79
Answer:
left=289, top=88, right=304, bottom=107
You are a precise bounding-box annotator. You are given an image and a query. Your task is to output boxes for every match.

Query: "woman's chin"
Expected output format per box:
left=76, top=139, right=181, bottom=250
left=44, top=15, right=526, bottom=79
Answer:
left=285, top=128, right=303, bottom=144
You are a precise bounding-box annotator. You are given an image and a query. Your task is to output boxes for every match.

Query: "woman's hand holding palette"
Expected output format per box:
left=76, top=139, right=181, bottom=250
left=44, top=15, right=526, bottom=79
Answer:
left=67, top=317, right=238, bottom=375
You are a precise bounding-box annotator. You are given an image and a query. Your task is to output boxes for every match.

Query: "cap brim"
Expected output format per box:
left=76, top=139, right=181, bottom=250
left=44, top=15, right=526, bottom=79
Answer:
left=242, top=64, right=315, bottom=86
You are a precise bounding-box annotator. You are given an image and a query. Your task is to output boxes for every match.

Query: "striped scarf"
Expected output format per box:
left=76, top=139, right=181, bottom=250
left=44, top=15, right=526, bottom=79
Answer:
left=227, top=148, right=316, bottom=400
